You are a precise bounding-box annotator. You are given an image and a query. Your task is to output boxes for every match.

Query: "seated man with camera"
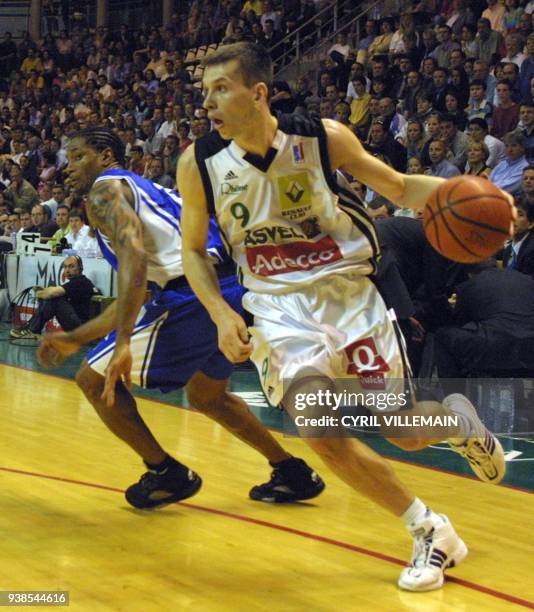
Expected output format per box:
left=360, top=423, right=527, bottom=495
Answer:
left=10, top=255, right=101, bottom=339
left=48, top=205, right=71, bottom=252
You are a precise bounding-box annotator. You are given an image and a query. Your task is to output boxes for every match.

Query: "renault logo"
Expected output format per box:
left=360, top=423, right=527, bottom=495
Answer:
left=285, top=181, right=305, bottom=204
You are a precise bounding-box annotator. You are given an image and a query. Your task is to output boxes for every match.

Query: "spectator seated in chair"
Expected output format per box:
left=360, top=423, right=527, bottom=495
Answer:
left=501, top=197, right=534, bottom=277
left=28, top=203, right=59, bottom=238
left=66, top=208, right=100, bottom=256
left=489, top=130, right=529, bottom=194
left=433, top=260, right=534, bottom=383
left=48, top=205, right=71, bottom=252
left=10, top=255, right=101, bottom=339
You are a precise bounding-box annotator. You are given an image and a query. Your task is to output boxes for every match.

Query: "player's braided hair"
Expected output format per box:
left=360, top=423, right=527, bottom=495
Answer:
left=72, top=127, right=126, bottom=166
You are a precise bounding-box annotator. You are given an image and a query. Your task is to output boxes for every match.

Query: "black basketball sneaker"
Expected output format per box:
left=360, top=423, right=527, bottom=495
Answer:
left=125, top=460, right=202, bottom=509
left=249, top=457, right=325, bottom=503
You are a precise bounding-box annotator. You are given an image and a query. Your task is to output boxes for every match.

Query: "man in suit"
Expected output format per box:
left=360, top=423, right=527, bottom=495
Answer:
left=502, top=197, right=534, bottom=277
left=375, top=217, right=465, bottom=327
left=374, top=216, right=467, bottom=373
left=434, top=262, right=534, bottom=378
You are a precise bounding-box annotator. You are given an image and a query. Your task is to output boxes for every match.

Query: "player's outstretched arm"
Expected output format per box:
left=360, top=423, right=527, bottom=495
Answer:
left=86, top=179, right=148, bottom=404
left=323, top=119, right=444, bottom=211
left=178, top=146, right=252, bottom=363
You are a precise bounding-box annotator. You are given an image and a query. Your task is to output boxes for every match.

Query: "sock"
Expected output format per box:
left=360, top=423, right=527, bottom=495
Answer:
left=145, top=455, right=187, bottom=475
left=401, top=497, right=428, bottom=528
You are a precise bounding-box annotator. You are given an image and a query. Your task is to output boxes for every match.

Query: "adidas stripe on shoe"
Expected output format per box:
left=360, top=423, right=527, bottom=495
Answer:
left=444, top=394, right=506, bottom=484
left=398, top=512, right=468, bottom=592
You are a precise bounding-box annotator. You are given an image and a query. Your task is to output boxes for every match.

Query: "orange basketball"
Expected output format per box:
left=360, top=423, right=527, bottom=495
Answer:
left=423, top=176, right=513, bottom=263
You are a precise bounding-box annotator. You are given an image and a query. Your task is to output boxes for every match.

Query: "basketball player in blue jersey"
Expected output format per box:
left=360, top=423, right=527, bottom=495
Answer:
left=179, top=43, right=512, bottom=592
left=37, top=127, right=325, bottom=509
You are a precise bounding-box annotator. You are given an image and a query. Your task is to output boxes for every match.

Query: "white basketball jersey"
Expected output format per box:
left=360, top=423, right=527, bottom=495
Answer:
left=195, top=115, right=380, bottom=294
left=93, top=168, right=228, bottom=288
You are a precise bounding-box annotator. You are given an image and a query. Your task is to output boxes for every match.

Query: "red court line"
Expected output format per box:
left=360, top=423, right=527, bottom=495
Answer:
left=2, top=361, right=532, bottom=495
left=1, top=465, right=533, bottom=610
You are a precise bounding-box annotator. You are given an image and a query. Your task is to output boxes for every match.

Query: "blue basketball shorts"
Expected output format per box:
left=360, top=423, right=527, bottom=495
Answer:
left=86, top=274, right=245, bottom=392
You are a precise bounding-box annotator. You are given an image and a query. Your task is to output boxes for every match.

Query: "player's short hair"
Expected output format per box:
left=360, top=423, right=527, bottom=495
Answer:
left=71, top=127, right=126, bottom=166
left=202, top=42, right=273, bottom=88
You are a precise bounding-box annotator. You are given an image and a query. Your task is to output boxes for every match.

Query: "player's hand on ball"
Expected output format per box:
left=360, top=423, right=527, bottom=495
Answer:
left=215, top=309, right=252, bottom=363
left=37, top=333, right=81, bottom=367
left=424, top=176, right=515, bottom=263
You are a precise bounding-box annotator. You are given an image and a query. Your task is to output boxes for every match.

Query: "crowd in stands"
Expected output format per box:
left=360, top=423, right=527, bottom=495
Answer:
left=1, top=1, right=532, bottom=201
left=0, top=0, right=335, bottom=238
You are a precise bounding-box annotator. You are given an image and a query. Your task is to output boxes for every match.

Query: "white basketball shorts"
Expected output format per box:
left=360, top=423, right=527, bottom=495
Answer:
left=243, top=274, right=411, bottom=411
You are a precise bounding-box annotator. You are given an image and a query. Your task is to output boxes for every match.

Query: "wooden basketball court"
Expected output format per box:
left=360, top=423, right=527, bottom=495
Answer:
left=1, top=352, right=533, bottom=611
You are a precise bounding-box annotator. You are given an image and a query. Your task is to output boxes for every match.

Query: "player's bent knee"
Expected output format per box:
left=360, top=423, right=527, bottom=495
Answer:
left=75, top=361, right=105, bottom=401
left=186, top=385, right=224, bottom=416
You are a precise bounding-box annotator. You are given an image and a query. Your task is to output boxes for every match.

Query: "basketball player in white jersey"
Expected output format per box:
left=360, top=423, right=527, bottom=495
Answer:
left=178, top=43, right=510, bottom=591
left=37, top=128, right=325, bottom=509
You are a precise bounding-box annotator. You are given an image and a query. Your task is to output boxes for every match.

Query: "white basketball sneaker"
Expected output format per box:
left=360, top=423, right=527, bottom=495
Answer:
left=443, top=393, right=506, bottom=484
left=398, top=511, right=468, bottom=592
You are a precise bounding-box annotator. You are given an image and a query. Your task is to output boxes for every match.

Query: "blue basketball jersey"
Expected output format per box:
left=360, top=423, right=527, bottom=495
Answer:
left=93, top=168, right=229, bottom=287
